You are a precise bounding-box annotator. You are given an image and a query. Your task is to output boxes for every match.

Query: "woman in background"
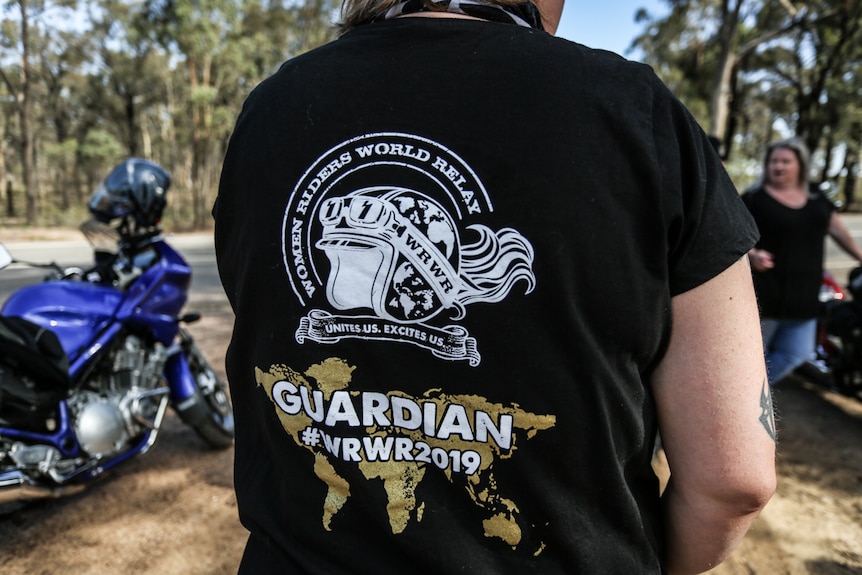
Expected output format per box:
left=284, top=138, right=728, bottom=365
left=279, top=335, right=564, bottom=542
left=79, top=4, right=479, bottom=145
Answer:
left=743, top=137, right=862, bottom=384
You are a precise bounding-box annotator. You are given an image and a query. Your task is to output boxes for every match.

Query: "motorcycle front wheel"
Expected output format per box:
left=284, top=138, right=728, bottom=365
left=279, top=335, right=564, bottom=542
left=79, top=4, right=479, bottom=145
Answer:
left=185, top=343, right=235, bottom=448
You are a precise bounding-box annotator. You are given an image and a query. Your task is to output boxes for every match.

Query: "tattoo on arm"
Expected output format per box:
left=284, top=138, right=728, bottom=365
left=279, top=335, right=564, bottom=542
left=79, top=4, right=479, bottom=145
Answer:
left=759, top=378, right=777, bottom=442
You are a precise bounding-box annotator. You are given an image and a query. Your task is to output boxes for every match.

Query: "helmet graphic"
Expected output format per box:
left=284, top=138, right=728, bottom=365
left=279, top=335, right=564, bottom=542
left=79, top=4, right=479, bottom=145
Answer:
left=316, top=187, right=460, bottom=322
left=88, top=158, right=171, bottom=228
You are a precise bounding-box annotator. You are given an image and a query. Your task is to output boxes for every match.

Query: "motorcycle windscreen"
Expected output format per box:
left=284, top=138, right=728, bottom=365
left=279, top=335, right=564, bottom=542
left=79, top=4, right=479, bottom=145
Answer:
left=1, top=281, right=123, bottom=361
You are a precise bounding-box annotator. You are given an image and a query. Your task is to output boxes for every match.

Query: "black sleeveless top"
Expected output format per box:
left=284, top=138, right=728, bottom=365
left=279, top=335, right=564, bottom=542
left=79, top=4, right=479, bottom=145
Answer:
left=742, top=186, right=834, bottom=319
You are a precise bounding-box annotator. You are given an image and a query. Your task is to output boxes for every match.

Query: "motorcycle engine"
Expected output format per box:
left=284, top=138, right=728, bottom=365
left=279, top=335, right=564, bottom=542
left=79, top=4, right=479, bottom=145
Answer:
left=69, top=334, right=168, bottom=459
left=72, top=391, right=133, bottom=457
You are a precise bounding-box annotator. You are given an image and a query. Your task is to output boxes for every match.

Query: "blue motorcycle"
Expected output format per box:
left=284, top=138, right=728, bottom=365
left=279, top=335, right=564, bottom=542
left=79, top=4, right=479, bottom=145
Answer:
left=0, top=159, right=234, bottom=506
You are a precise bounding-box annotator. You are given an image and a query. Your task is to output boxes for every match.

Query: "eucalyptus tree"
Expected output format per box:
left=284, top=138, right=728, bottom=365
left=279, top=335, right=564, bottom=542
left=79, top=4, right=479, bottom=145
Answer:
left=1, top=0, right=88, bottom=224
left=822, top=26, right=862, bottom=206
left=67, top=0, right=191, bottom=224
left=633, top=0, right=862, bottom=192
left=1, top=0, right=40, bottom=223
left=633, top=1, right=816, bottom=156
left=142, top=0, right=241, bottom=228
left=86, top=0, right=171, bottom=160
left=239, top=0, right=338, bottom=82
left=146, top=0, right=338, bottom=228
left=38, top=26, right=91, bottom=212
left=789, top=2, right=862, bottom=158
left=0, top=0, right=39, bottom=224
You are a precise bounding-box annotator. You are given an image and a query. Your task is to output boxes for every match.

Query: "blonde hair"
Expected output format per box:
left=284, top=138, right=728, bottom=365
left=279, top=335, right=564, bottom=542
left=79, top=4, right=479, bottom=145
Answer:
left=337, top=0, right=536, bottom=34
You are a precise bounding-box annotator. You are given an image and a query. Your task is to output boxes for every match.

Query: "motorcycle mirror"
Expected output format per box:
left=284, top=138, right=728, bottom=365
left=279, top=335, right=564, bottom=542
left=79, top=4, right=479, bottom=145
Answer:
left=0, top=244, right=12, bottom=270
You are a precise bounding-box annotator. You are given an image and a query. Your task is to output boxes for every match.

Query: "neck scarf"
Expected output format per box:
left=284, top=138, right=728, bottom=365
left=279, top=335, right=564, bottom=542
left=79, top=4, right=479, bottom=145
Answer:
left=380, top=0, right=544, bottom=31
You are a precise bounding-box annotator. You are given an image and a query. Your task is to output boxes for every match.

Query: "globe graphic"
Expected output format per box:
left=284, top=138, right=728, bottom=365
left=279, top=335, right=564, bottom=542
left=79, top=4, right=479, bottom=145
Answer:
left=377, top=193, right=458, bottom=322
left=388, top=195, right=457, bottom=260
left=387, top=263, right=439, bottom=320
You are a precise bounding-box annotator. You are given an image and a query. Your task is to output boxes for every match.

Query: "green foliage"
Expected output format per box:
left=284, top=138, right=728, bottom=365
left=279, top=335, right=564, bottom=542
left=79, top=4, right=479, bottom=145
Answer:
left=79, top=129, right=124, bottom=169
left=44, top=138, right=77, bottom=164
left=0, top=0, right=337, bottom=226
left=0, top=19, right=21, bottom=48
left=190, top=85, right=218, bottom=106
left=15, top=0, right=860, bottom=223
left=633, top=0, right=862, bottom=203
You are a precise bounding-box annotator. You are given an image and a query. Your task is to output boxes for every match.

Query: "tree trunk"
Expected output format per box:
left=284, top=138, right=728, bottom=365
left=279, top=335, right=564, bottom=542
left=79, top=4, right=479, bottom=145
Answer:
left=0, top=137, right=6, bottom=217
left=187, top=55, right=216, bottom=230
left=5, top=180, right=14, bottom=218
left=847, top=124, right=862, bottom=210
left=19, top=0, right=39, bottom=225
left=707, top=0, right=742, bottom=142
left=821, top=129, right=835, bottom=183
left=843, top=157, right=857, bottom=210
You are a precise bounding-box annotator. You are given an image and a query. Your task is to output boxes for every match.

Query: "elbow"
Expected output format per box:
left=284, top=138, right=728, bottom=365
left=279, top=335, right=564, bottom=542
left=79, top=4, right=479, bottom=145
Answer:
left=734, top=478, right=775, bottom=516
left=703, top=466, right=777, bottom=517
left=735, top=454, right=777, bottom=511
left=754, top=462, right=777, bottom=502
left=750, top=471, right=777, bottom=511
left=672, top=454, right=777, bottom=517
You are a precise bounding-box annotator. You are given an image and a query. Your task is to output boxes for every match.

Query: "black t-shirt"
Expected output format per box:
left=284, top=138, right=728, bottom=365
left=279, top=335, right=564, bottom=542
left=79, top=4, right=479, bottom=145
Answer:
left=215, top=18, right=758, bottom=575
left=742, top=186, right=834, bottom=319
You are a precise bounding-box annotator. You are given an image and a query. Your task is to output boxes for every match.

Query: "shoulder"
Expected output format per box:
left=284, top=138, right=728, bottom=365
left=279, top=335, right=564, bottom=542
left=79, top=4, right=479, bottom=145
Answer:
left=496, top=26, right=663, bottom=96
left=575, top=43, right=664, bottom=90
left=812, top=191, right=837, bottom=218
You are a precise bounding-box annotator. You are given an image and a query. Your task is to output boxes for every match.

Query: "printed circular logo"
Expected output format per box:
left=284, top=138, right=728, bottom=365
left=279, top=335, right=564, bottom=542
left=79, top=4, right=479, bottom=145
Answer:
left=283, top=132, right=535, bottom=366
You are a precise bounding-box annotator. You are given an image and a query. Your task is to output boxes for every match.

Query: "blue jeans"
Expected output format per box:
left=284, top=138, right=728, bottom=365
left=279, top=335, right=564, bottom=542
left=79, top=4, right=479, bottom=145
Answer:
left=761, top=318, right=817, bottom=385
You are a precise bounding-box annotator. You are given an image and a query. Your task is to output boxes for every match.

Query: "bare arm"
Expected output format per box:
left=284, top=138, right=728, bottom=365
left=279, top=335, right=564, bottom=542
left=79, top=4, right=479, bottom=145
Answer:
left=828, top=212, right=862, bottom=262
left=652, top=257, right=777, bottom=575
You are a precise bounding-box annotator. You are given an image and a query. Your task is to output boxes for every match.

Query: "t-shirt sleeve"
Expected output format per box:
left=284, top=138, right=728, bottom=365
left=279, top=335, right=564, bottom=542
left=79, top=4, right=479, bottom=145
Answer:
left=651, top=79, right=759, bottom=296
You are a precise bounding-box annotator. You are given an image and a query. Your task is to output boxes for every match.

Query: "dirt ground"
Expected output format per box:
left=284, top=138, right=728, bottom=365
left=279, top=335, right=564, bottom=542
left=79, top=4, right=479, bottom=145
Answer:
left=1, top=230, right=862, bottom=574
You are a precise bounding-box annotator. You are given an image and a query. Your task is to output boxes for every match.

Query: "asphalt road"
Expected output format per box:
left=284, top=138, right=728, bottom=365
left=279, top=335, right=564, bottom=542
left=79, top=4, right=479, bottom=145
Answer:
left=3, top=214, right=862, bottom=305
left=0, top=233, right=224, bottom=305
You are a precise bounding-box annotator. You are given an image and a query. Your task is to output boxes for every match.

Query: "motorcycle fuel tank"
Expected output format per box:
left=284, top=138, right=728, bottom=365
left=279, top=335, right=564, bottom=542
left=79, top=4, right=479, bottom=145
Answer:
left=1, top=281, right=123, bottom=361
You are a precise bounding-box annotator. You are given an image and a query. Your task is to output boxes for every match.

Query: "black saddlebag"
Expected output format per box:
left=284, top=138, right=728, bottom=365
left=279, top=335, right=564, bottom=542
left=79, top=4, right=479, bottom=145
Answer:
left=0, top=316, right=71, bottom=425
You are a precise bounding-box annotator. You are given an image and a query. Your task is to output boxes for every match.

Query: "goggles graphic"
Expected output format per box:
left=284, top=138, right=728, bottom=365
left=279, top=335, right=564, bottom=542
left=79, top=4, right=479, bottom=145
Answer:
left=316, top=189, right=461, bottom=321
left=319, top=196, right=395, bottom=230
